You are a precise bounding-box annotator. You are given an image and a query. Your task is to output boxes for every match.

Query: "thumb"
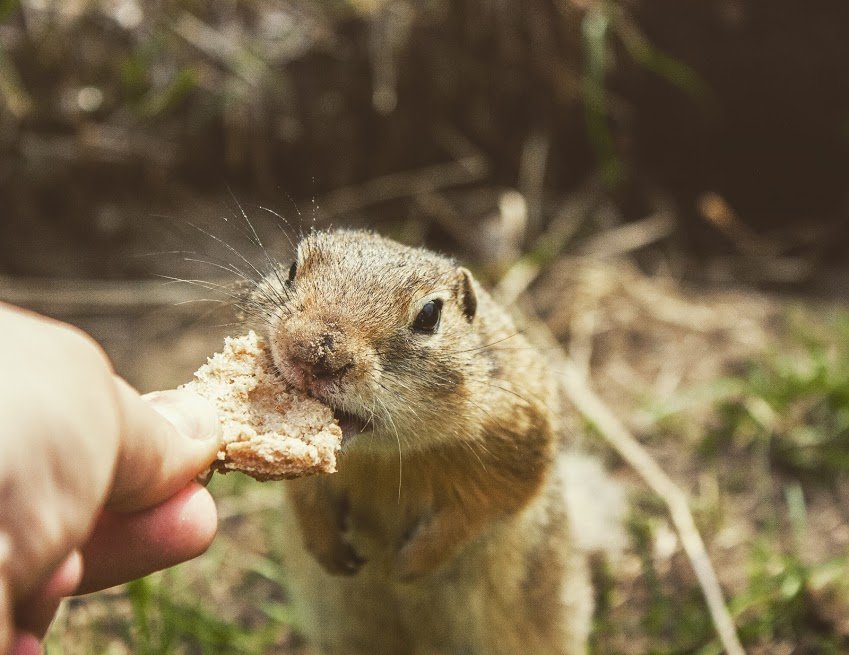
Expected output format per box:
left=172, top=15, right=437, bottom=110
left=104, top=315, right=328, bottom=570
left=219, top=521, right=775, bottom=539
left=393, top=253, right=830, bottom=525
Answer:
left=106, top=382, right=221, bottom=513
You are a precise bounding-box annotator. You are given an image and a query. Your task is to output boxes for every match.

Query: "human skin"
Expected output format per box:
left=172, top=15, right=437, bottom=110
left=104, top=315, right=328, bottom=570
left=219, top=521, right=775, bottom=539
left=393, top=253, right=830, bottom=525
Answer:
left=0, top=303, right=222, bottom=654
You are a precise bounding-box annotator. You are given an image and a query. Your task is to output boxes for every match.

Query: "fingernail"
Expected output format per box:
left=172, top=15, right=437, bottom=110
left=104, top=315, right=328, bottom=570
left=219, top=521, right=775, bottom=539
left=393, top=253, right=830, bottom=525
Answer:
left=143, top=390, right=220, bottom=442
left=11, top=633, right=42, bottom=655
left=42, top=550, right=84, bottom=599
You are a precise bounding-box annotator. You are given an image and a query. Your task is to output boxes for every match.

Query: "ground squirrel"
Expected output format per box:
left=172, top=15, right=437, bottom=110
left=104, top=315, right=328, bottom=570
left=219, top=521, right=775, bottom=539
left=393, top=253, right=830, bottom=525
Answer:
left=250, top=229, right=624, bottom=655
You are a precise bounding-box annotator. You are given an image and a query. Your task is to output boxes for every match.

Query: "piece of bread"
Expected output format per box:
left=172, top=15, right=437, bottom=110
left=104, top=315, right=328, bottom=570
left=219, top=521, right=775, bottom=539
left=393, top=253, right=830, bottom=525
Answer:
left=182, top=330, right=342, bottom=481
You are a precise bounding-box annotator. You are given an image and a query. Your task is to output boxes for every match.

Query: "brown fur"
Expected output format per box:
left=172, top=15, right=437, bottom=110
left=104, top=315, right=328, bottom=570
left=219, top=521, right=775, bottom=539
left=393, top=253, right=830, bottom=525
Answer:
left=253, top=230, right=597, bottom=655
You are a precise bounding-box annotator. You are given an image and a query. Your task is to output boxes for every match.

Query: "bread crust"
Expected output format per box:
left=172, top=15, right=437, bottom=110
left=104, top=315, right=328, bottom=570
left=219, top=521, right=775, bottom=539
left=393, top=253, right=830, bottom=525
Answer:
left=182, top=331, right=342, bottom=481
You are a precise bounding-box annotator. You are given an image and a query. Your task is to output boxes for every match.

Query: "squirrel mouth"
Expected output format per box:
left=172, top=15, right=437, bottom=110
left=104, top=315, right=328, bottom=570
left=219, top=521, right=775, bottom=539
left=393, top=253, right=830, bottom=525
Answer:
left=333, top=409, right=373, bottom=444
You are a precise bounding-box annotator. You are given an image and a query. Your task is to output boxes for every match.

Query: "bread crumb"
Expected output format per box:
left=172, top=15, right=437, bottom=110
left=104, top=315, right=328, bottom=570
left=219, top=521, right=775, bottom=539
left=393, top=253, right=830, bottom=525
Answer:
left=182, top=331, right=342, bottom=481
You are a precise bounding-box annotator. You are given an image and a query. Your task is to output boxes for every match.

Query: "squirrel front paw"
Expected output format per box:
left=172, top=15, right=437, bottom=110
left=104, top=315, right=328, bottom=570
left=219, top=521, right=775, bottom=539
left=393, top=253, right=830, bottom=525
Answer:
left=394, top=517, right=449, bottom=582
left=306, top=534, right=366, bottom=576
left=394, top=510, right=483, bottom=581
left=289, top=482, right=366, bottom=576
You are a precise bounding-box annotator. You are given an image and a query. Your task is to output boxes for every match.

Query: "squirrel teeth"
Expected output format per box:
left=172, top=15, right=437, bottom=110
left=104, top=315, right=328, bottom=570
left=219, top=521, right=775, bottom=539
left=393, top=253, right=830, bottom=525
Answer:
left=332, top=409, right=373, bottom=444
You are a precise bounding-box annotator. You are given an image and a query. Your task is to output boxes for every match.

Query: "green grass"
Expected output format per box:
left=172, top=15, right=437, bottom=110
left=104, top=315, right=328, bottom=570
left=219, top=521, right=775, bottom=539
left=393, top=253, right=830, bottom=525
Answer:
left=729, top=485, right=849, bottom=653
left=705, top=311, right=849, bottom=478
left=591, top=309, right=849, bottom=654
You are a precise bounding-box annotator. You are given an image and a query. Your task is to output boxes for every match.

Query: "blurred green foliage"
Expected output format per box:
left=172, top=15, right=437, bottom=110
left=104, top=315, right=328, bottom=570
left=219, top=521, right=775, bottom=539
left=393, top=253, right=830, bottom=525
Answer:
left=706, top=312, right=849, bottom=478
left=0, top=0, right=18, bottom=21
left=729, top=483, right=849, bottom=653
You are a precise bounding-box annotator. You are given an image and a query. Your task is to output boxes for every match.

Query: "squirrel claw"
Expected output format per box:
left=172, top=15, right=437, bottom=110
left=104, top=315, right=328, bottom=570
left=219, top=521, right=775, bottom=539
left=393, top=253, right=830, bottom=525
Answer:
left=315, top=540, right=366, bottom=577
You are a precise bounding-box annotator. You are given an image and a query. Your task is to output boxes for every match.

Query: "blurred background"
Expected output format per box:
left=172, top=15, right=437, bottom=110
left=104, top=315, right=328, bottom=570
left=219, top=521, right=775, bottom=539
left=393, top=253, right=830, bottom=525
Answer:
left=3, top=0, right=849, bottom=653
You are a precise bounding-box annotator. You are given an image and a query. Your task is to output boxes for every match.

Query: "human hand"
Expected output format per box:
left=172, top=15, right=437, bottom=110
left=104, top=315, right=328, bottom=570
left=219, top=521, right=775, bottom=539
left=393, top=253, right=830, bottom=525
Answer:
left=0, top=304, right=222, bottom=654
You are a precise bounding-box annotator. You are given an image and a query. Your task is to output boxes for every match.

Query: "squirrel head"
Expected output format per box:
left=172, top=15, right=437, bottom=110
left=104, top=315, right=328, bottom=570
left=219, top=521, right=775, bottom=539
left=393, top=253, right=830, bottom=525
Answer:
left=254, top=230, right=493, bottom=455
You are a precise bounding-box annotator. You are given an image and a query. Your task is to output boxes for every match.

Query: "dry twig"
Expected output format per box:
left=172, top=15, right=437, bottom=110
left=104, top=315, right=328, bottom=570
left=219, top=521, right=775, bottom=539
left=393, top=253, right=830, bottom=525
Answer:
left=576, top=210, right=675, bottom=259
left=0, top=276, right=219, bottom=311
left=541, top=333, right=746, bottom=655
left=493, top=183, right=600, bottom=306
left=317, top=155, right=488, bottom=218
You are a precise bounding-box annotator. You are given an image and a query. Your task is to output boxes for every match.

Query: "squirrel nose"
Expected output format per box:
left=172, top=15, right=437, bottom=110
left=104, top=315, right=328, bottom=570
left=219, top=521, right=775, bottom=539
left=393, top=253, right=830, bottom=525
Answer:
left=311, top=355, right=354, bottom=380
left=290, top=331, right=354, bottom=382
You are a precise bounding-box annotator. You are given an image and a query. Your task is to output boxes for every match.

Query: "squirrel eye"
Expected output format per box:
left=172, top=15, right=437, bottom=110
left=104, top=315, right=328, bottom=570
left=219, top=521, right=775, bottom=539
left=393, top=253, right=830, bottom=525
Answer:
left=412, top=299, right=442, bottom=333
left=287, top=261, right=297, bottom=284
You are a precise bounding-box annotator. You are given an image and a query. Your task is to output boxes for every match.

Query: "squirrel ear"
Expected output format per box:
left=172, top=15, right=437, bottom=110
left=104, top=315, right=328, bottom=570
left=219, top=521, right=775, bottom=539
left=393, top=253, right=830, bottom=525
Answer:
left=457, top=267, right=478, bottom=322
